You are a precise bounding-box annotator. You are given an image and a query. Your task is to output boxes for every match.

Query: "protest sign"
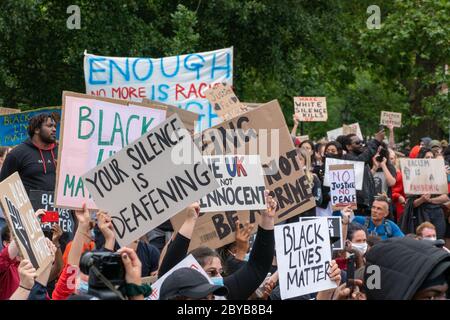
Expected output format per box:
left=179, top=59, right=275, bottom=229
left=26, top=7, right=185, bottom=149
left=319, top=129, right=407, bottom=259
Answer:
left=82, top=114, right=219, bottom=247
left=275, top=219, right=336, bottom=299
left=147, top=254, right=212, bottom=300
left=327, top=123, right=363, bottom=141
left=0, top=173, right=53, bottom=275
left=0, top=107, right=61, bottom=147
left=55, top=92, right=167, bottom=210
left=199, top=155, right=266, bottom=212
left=84, top=47, right=233, bottom=130
left=380, top=111, right=402, bottom=127
left=329, top=164, right=357, bottom=211
left=0, top=107, right=20, bottom=115
left=297, top=135, right=310, bottom=142
left=29, top=190, right=75, bottom=239
left=400, top=158, right=448, bottom=195
left=294, top=97, right=327, bottom=122
left=142, top=98, right=198, bottom=135
left=324, top=158, right=365, bottom=190
left=171, top=100, right=316, bottom=250
left=300, top=216, right=343, bottom=251
left=205, top=83, right=248, bottom=121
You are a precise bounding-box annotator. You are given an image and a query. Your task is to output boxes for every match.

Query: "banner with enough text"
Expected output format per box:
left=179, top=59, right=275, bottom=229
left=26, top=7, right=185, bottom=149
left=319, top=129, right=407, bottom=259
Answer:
left=84, top=48, right=233, bottom=131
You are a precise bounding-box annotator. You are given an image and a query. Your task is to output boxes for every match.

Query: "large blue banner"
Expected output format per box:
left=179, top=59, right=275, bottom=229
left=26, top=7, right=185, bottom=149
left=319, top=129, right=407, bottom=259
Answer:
left=0, top=107, right=61, bottom=146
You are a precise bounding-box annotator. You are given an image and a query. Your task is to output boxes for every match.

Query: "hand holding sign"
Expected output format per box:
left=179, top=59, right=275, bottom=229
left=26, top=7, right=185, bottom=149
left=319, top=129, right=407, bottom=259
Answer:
left=235, top=220, right=254, bottom=260
left=97, top=211, right=115, bottom=241
left=18, top=259, right=37, bottom=290
left=75, top=203, right=91, bottom=233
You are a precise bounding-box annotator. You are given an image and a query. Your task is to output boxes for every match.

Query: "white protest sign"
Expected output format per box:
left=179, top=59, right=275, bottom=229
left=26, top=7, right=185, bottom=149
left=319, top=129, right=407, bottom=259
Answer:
left=199, top=155, right=266, bottom=212
left=380, top=111, right=402, bottom=128
left=147, top=255, right=212, bottom=300
left=84, top=48, right=233, bottom=130
left=275, top=219, right=336, bottom=299
left=400, top=158, right=448, bottom=195
left=329, top=164, right=357, bottom=211
left=55, top=92, right=167, bottom=210
left=294, top=97, right=327, bottom=122
left=82, top=114, right=219, bottom=247
left=324, top=158, right=365, bottom=190
left=327, top=123, right=363, bottom=141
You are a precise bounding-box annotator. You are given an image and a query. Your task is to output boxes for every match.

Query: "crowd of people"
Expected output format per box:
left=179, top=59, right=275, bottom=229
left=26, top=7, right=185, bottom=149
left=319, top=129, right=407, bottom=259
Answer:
left=0, top=111, right=450, bottom=301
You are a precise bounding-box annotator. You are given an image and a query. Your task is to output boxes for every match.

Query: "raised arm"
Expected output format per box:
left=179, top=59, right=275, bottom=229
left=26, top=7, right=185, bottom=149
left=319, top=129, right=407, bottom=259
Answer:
left=158, top=203, right=199, bottom=277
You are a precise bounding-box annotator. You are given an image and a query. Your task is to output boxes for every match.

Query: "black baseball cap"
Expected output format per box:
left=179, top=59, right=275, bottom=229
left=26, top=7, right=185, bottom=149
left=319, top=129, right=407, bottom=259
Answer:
left=159, top=268, right=228, bottom=300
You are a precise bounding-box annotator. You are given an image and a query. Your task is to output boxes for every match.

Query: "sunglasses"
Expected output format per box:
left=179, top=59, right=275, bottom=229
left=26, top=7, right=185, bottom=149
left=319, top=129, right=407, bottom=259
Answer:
left=353, top=140, right=362, bottom=145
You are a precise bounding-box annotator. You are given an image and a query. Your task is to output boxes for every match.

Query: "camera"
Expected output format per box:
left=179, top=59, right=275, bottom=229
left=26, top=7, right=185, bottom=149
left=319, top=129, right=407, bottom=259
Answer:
left=79, top=251, right=125, bottom=300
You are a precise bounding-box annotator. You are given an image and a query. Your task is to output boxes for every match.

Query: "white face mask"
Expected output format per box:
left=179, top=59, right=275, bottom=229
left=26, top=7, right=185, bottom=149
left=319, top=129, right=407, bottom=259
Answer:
left=423, top=237, right=437, bottom=241
left=352, top=242, right=368, bottom=255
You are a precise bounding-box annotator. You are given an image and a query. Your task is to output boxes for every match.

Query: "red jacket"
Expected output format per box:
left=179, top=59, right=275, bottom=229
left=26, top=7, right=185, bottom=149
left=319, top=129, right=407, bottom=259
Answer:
left=392, top=170, right=406, bottom=221
left=0, top=246, right=20, bottom=300
left=52, top=264, right=78, bottom=300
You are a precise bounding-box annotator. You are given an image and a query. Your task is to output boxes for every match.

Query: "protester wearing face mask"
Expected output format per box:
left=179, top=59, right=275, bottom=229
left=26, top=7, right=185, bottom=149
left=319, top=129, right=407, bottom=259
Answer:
left=158, top=192, right=278, bottom=300
left=416, top=222, right=437, bottom=241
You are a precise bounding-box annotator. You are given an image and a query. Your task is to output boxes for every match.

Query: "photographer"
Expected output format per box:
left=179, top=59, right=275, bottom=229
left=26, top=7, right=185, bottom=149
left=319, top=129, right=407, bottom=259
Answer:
left=343, top=130, right=385, bottom=216
left=370, top=143, right=397, bottom=217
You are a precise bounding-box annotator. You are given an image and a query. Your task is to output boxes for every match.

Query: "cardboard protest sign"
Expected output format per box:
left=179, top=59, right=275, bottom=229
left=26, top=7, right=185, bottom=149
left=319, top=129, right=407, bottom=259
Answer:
left=275, top=219, right=336, bottom=299
left=300, top=216, right=343, bottom=251
left=199, top=155, right=266, bottom=212
left=205, top=83, right=248, bottom=121
left=82, top=114, right=219, bottom=247
left=147, top=254, right=212, bottom=300
left=29, top=190, right=75, bottom=239
left=380, top=111, right=402, bottom=128
left=142, top=98, right=198, bottom=134
left=324, top=158, right=365, bottom=191
left=0, top=107, right=20, bottom=115
left=0, top=173, right=53, bottom=275
left=294, top=97, right=327, bottom=122
left=329, top=164, right=357, bottom=211
left=327, top=123, right=363, bottom=141
left=84, top=48, right=233, bottom=130
left=0, top=107, right=61, bottom=147
left=171, top=100, right=316, bottom=251
left=400, top=158, right=448, bottom=195
left=55, top=92, right=167, bottom=210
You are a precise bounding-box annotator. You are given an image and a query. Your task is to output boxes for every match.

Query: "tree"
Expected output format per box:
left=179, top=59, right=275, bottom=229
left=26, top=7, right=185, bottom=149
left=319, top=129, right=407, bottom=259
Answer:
left=359, top=0, right=450, bottom=142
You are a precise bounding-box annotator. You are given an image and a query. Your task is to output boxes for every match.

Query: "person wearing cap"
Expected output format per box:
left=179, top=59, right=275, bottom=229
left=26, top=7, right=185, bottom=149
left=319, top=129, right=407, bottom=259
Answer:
left=158, top=191, right=278, bottom=300
left=159, top=267, right=228, bottom=300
